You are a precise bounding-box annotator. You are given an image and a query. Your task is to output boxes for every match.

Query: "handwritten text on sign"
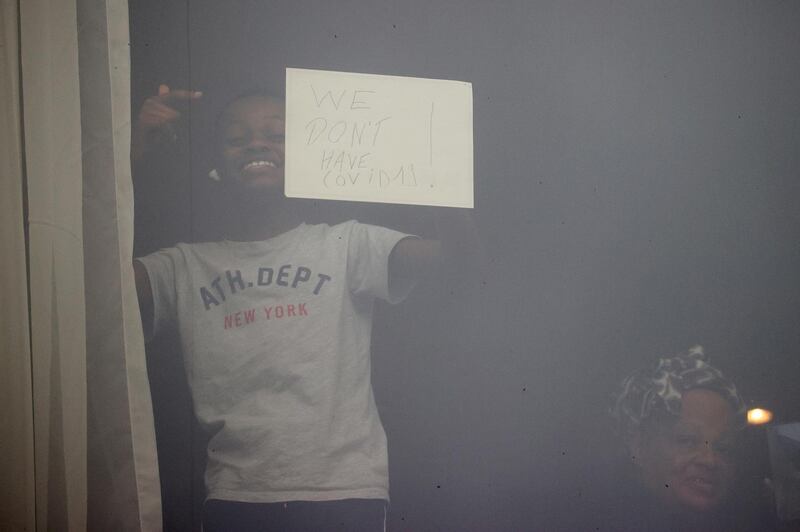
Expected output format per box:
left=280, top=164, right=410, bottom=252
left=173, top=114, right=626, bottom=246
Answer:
left=285, top=68, right=473, bottom=208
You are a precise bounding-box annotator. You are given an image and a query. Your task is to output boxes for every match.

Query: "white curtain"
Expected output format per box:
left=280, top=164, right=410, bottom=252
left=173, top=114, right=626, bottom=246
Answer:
left=0, top=1, right=36, bottom=530
left=1, top=0, right=162, bottom=530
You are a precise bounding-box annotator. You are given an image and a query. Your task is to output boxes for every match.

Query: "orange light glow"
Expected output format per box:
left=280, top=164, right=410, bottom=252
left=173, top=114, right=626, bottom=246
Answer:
left=747, top=408, right=774, bottom=425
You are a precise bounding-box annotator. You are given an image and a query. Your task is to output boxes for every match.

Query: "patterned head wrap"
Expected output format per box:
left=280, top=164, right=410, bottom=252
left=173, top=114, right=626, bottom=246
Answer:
left=610, top=345, right=747, bottom=439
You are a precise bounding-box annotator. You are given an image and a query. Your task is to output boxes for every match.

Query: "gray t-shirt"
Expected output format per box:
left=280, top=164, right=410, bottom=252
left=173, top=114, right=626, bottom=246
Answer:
left=138, top=221, right=412, bottom=503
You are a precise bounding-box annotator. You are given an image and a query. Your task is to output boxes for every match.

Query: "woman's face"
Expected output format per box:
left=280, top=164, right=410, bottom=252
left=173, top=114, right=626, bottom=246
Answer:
left=633, top=388, right=737, bottom=513
left=217, top=95, right=286, bottom=192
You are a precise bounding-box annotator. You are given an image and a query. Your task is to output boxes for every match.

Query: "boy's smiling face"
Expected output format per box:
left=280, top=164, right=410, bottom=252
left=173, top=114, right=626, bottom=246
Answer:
left=217, top=95, right=286, bottom=192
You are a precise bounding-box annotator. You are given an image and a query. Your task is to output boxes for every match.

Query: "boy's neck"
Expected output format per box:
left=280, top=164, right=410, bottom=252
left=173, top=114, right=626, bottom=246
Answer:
left=224, top=190, right=301, bottom=242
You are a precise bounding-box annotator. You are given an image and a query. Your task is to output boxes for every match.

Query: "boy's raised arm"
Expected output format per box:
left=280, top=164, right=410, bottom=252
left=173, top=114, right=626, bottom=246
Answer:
left=389, top=207, right=485, bottom=286
left=131, top=84, right=201, bottom=334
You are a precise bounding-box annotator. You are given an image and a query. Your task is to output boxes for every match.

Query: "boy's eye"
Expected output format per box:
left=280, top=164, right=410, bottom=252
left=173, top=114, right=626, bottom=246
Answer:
left=262, top=133, right=284, bottom=144
left=226, top=136, right=247, bottom=147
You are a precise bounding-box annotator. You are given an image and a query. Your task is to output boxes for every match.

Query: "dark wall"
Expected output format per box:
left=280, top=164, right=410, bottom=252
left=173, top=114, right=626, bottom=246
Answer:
left=130, top=1, right=800, bottom=530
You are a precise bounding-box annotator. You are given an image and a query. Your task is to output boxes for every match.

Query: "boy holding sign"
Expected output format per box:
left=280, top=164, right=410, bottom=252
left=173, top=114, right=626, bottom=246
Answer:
left=132, top=82, right=478, bottom=531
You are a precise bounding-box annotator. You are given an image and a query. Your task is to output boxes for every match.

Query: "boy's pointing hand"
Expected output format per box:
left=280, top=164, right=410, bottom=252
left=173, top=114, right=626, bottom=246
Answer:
left=132, top=84, right=202, bottom=163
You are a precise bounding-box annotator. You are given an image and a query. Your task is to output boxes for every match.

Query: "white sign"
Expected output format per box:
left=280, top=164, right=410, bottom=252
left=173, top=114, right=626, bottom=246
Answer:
left=285, top=68, right=473, bottom=208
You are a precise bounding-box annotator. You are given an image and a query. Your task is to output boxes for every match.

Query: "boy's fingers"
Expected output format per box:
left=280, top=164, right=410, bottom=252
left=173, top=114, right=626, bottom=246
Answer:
left=137, top=85, right=201, bottom=132
left=140, top=101, right=179, bottom=119
left=146, top=97, right=180, bottom=112
left=138, top=104, right=180, bottom=130
left=144, top=108, right=179, bottom=123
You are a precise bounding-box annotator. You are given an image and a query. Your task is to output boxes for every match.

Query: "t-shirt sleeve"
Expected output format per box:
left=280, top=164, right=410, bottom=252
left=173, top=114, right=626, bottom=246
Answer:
left=346, top=222, right=416, bottom=304
left=136, top=247, right=182, bottom=340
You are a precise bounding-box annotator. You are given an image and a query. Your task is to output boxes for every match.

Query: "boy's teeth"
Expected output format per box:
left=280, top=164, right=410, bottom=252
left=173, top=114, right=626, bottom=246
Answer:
left=243, top=160, right=275, bottom=170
